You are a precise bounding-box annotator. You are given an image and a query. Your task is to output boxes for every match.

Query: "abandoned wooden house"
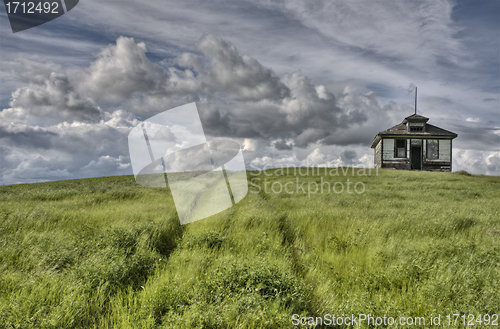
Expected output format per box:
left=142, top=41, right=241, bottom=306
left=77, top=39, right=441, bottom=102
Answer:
left=371, top=113, right=457, bottom=171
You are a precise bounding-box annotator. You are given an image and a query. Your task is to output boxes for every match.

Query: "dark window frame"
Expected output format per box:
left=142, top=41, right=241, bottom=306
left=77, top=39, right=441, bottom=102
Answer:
left=410, top=126, right=423, bottom=132
left=394, top=139, right=406, bottom=158
left=426, top=139, right=439, bottom=160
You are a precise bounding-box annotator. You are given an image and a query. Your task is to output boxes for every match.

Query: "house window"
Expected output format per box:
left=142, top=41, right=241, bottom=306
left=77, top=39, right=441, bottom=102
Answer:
left=410, top=126, right=423, bottom=132
left=395, top=139, right=406, bottom=158
left=426, top=139, right=439, bottom=159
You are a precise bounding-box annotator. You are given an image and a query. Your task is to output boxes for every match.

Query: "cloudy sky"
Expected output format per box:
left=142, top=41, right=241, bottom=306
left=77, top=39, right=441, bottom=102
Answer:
left=0, top=0, right=499, bottom=184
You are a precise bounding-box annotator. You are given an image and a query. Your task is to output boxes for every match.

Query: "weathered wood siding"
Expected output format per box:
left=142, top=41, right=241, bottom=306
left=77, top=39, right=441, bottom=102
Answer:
left=422, top=139, right=450, bottom=162
left=421, top=139, right=451, bottom=171
left=383, top=161, right=410, bottom=170
left=439, top=139, right=451, bottom=161
left=382, top=138, right=410, bottom=169
left=382, top=139, right=395, bottom=160
left=422, top=161, right=451, bottom=171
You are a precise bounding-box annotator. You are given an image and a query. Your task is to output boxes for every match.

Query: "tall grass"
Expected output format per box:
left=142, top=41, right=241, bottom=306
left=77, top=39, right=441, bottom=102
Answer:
left=0, top=170, right=499, bottom=328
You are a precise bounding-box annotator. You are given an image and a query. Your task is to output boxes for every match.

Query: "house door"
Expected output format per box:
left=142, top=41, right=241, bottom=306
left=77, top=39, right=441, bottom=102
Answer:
left=411, top=146, right=421, bottom=170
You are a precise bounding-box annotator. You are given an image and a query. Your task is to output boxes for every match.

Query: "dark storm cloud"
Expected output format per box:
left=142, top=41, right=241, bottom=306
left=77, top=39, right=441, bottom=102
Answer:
left=449, top=122, right=500, bottom=152
left=195, top=34, right=290, bottom=101
left=340, top=149, right=359, bottom=165
left=79, top=36, right=169, bottom=102
left=0, top=126, right=58, bottom=150
left=274, top=139, right=293, bottom=150
left=9, top=67, right=101, bottom=123
left=0, top=109, right=138, bottom=184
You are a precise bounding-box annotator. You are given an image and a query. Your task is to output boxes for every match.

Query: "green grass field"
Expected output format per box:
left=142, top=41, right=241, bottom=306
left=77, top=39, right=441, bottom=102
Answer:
left=1, top=169, right=499, bottom=328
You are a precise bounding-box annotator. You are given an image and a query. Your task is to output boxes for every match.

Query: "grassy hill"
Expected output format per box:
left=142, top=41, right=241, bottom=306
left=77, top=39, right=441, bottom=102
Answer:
left=0, top=169, right=499, bottom=328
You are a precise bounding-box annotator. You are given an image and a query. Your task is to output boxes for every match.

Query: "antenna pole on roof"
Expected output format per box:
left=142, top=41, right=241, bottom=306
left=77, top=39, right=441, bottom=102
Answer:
left=414, top=87, right=417, bottom=115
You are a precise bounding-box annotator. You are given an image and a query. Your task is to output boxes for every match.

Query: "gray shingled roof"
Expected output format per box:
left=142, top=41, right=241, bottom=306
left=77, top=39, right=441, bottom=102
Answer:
left=371, top=121, right=457, bottom=148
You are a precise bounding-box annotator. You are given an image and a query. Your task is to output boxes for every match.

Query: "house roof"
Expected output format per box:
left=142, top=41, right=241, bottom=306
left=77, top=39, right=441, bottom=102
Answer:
left=371, top=120, right=457, bottom=148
